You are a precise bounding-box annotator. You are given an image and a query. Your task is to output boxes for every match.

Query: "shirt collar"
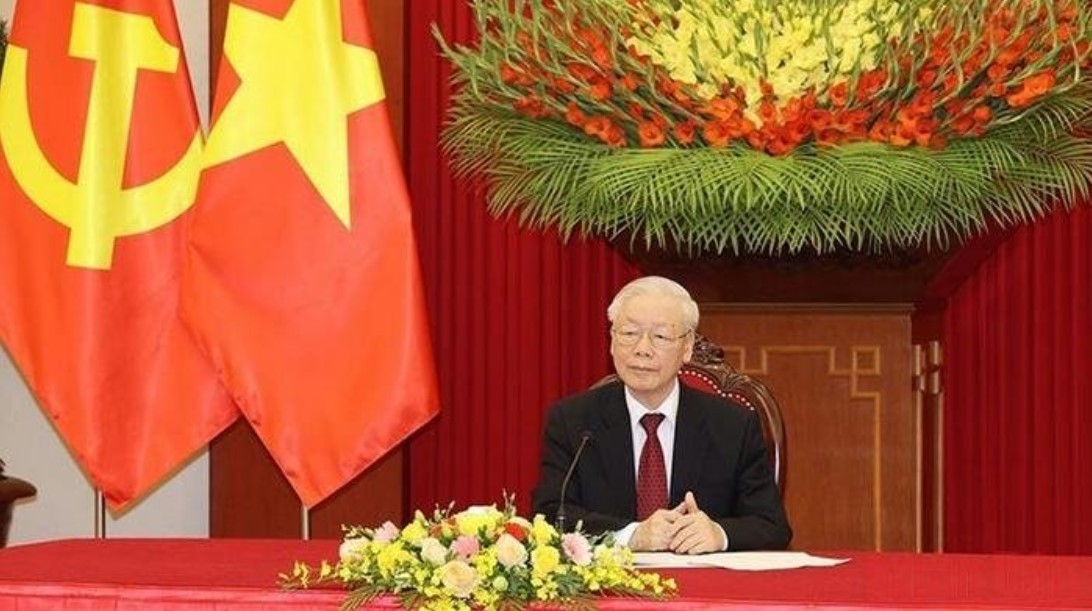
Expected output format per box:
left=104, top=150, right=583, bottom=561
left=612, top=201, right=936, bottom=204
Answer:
left=623, top=378, right=680, bottom=428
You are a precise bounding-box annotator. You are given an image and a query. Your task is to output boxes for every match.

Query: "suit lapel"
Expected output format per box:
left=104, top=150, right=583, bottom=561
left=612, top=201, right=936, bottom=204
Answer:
left=671, top=387, right=709, bottom=505
left=594, top=384, right=636, bottom=517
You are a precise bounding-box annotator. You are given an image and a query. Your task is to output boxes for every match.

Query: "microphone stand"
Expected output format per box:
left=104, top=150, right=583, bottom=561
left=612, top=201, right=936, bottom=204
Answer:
left=556, top=430, right=594, bottom=533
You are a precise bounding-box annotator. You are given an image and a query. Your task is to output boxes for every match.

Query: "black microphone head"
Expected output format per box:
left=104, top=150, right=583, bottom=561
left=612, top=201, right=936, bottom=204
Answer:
left=580, top=430, right=594, bottom=443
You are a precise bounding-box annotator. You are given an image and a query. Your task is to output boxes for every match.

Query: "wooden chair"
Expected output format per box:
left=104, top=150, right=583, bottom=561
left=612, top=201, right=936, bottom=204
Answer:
left=0, top=459, right=36, bottom=548
left=595, top=333, right=786, bottom=490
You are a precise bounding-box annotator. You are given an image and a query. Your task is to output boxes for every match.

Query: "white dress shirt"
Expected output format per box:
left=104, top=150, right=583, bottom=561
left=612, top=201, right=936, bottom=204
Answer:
left=613, top=380, right=728, bottom=550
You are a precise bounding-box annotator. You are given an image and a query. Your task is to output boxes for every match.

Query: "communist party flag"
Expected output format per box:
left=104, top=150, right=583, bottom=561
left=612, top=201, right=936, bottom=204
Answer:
left=182, top=0, right=440, bottom=506
left=0, top=1, right=237, bottom=509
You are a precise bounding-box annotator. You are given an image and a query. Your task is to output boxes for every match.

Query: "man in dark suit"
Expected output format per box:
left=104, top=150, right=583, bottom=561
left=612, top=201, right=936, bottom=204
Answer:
left=531, top=276, right=791, bottom=553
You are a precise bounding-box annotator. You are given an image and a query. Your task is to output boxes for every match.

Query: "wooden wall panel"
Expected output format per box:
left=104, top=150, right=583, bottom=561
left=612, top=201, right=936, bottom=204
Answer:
left=208, top=0, right=406, bottom=538
left=701, top=305, right=919, bottom=551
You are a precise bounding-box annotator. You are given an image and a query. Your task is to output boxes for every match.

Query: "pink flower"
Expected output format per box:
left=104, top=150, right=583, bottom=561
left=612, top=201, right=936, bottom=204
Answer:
left=372, top=521, right=400, bottom=544
left=450, top=535, right=480, bottom=560
left=561, top=533, right=592, bottom=566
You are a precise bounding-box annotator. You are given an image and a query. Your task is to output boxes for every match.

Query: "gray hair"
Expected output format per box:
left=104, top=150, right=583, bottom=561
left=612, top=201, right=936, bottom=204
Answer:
left=607, top=276, right=699, bottom=330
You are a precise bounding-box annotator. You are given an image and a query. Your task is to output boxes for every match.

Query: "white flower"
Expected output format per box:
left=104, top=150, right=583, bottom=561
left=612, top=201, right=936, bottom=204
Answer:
left=338, top=536, right=369, bottom=562
left=438, top=560, right=479, bottom=598
left=494, top=533, right=528, bottom=568
left=419, top=537, right=448, bottom=566
left=372, top=521, right=399, bottom=544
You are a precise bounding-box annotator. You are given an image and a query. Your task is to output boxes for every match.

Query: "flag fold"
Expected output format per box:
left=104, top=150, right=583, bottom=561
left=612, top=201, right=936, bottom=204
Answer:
left=0, top=0, right=237, bottom=509
left=183, top=0, right=440, bottom=506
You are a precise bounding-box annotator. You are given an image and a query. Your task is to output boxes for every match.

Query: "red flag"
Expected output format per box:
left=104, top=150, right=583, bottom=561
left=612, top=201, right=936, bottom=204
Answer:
left=182, top=0, right=440, bottom=506
left=0, top=1, right=237, bottom=509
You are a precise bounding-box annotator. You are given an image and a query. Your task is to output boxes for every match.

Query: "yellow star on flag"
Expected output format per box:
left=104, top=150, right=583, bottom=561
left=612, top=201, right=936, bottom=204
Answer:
left=203, top=0, right=384, bottom=228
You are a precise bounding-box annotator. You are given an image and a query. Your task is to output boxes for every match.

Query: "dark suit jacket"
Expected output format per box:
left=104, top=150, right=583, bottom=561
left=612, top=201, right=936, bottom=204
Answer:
left=531, top=380, right=792, bottom=551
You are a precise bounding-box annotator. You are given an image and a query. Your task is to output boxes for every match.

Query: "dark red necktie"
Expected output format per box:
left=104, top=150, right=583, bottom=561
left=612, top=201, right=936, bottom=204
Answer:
left=636, top=413, right=668, bottom=520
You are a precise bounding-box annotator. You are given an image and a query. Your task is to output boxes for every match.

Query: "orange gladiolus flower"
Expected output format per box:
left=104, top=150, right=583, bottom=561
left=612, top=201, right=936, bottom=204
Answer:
left=857, top=70, right=886, bottom=99
left=588, top=77, right=613, bottom=101
left=808, top=109, right=832, bottom=131
left=604, top=124, right=627, bottom=147
left=638, top=120, right=666, bottom=147
left=766, top=137, right=793, bottom=156
left=702, top=121, right=735, bottom=147
left=1007, top=71, right=1056, bottom=107
left=673, top=119, right=697, bottom=145
left=514, top=95, right=549, bottom=118
left=553, top=77, right=576, bottom=94
left=828, top=81, right=849, bottom=107
left=1024, top=71, right=1056, bottom=96
left=583, top=116, right=612, bottom=139
left=566, top=102, right=587, bottom=127
left=916, top=69, right=938, bottom=88
left=703, top=96, right=741, bottom=120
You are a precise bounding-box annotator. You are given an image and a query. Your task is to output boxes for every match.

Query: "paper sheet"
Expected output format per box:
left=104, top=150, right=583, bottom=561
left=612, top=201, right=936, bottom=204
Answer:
left=633, top=551, right=850, bottom=571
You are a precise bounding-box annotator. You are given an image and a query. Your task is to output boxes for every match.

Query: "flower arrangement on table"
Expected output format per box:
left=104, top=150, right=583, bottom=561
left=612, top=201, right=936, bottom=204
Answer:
left=281, top=500, right=676, bottom=611
left=435, top=0, right=1092, bottom=254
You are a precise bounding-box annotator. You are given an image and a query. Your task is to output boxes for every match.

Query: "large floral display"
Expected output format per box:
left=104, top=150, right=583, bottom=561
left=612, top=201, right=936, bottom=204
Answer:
left=436, top=0, right=1092, bottom=254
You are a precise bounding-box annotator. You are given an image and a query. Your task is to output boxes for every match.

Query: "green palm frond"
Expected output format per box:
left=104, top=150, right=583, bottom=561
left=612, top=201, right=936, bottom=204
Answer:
left=442, top=97, right=1092, bottom=254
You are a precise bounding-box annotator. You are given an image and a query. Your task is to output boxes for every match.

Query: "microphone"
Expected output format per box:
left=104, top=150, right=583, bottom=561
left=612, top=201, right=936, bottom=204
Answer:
left=556, top=430, right=594, bottom=533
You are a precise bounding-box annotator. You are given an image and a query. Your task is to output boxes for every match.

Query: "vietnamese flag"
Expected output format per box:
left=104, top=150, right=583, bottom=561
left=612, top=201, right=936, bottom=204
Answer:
left=182, top=0, right=440, bottom=506
left=0, top=0, right=237, bottom=509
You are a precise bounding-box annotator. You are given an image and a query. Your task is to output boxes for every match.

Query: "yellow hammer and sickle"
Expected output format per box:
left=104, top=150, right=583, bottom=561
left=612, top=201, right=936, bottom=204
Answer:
left=0, top=3, right=202, bottom=270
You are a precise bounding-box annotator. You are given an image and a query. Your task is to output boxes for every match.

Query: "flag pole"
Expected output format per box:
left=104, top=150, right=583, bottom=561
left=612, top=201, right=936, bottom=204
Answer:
left=94, top=490, right=106, bottom=538
left=301, top=504, right=310, bottom=540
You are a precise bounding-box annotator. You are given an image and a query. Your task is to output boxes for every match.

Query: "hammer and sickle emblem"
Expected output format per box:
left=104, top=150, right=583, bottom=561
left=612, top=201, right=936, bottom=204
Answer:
left=0, top=3, right=202, bottom=270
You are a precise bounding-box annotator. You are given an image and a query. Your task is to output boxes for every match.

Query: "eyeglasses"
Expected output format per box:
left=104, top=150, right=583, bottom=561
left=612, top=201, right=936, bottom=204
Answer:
left=611, top=327, right=692, bottom=350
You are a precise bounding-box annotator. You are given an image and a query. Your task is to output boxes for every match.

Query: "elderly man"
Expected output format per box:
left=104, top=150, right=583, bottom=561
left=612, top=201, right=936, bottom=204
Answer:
left=531, top=276, right=791, bottom=553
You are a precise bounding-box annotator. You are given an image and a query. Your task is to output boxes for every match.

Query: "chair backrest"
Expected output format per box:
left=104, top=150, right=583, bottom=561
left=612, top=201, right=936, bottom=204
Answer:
left=594, top=333, right=786, bottom=490
left=679, top=334, right=785, bottom=490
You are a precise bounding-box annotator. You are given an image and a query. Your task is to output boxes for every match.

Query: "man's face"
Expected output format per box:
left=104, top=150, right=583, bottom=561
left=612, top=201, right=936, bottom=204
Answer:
left=610, top=293, right=694, bottom=409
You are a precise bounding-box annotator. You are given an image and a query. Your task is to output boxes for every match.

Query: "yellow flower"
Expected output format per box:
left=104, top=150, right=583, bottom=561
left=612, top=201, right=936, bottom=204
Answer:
left=529, top=515, right=557, bottom=546
left=401, top=520, right=428, bottom=545
left=531, top=546, right=561, bottom=578
left=454, top=505, right=503, bottom=537
left=376, top=542, right=411, bottom=576
left=626, top=0, right=904, bottom=111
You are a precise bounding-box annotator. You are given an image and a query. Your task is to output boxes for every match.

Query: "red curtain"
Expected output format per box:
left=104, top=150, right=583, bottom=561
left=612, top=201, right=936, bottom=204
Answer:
left=404, top=3, right=639, bottom=515
left=944, top=205, right=1092, bottom=554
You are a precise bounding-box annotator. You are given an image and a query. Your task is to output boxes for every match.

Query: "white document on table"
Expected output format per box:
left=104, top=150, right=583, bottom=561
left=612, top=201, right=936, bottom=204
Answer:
left=633, top=551, right=850, bottom=571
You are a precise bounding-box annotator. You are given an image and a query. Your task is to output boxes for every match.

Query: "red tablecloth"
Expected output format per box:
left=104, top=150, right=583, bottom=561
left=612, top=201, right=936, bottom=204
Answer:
left=0, top=539, right=1090, bottom=610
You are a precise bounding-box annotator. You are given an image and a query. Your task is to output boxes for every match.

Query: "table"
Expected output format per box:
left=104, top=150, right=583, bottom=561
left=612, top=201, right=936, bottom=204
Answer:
left=0, top=539, right=1090, bottom=609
